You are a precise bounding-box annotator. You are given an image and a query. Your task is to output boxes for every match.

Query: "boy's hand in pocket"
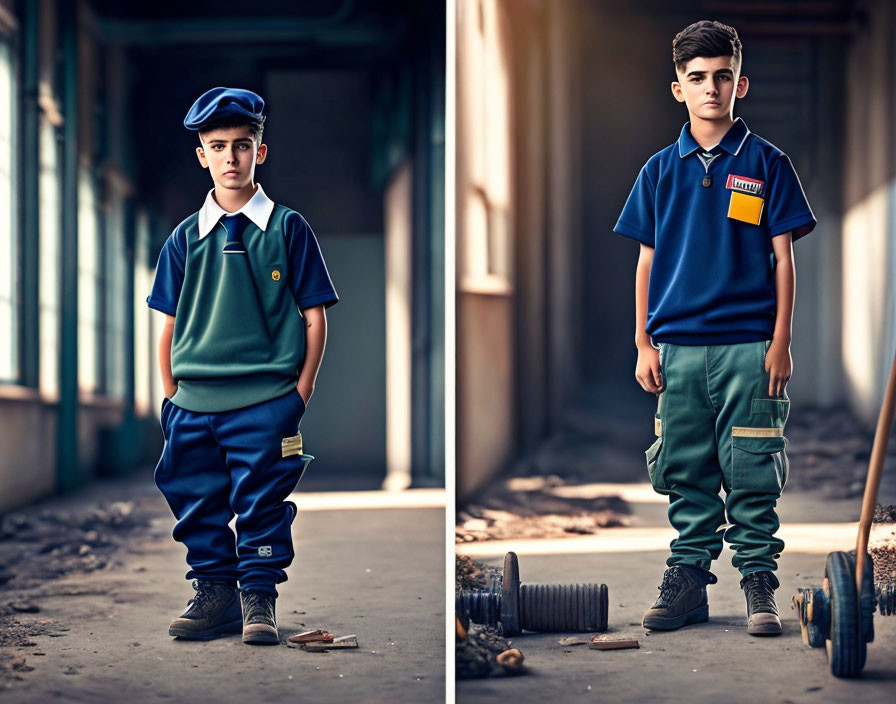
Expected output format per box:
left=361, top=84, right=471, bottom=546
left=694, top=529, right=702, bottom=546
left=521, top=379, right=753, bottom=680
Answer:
left=765, top=338, right=792, bottom=397
left=636, top=344, right=664, bottom=394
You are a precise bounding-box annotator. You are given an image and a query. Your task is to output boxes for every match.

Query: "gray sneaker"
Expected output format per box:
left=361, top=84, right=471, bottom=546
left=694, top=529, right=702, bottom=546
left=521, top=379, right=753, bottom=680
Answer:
left=642, top=565, right=716, bottom=631
left=241, top=590, right=279, bottom=645
left=741, top=571, right=782, bottom=636
left=168, top=580, right=243, bottom=639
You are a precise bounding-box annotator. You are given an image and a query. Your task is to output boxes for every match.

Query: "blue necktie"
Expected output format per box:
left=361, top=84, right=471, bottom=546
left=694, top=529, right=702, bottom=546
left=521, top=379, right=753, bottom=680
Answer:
left=221, top=213, right=249, bottom=252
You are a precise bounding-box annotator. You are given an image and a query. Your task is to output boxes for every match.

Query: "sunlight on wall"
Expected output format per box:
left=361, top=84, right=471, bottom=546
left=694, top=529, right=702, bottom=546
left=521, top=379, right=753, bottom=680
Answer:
left=384, top=160, right=413, bottom=491
left=134, top=211, right=152, bottom=416
left=458, top=0, right=513, bottom=293
left=77, top=167, right=99, bottom=394
left=0, top=39, right=16, bottom=382
left=38, top=116, right=60, bottom=398
left=104, top=193, right=127, bottom=399
left=842, top=180, right=896, bottom=421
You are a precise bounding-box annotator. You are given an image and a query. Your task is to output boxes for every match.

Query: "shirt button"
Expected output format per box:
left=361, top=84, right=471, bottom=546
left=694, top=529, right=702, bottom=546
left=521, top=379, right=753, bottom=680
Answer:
left=702, top=176, right=712, bottom=188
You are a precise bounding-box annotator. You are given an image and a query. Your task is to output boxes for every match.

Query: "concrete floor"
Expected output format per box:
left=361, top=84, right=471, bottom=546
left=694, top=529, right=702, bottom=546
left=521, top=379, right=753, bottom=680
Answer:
left=457, top=485, right=896, bottom=703
left=0, top=479, right=445, bottom=703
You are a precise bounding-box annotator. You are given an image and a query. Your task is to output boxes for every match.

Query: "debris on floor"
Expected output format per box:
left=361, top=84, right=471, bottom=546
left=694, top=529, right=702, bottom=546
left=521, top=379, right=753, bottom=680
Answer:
left=456, top=621, right=526, bottom=679
left=556, top=636, right=590, bottom=646
left=287, top=630, right=359, bottom=652
left=870, top=504, right=896, bottom=583
left=456, top=554, right=500, bottom=591
left=870, top=504, right=896, bottom=615
left=0, top=499, right=155, bottom=592
left=0, top=493, right=160, bottom=680
left=590, top=636, right=639, bottom=651
left=496, top=648, right=524, bottom=672
left=288, top=629, right=334, bottom=644
left=457, top=481, right=630, bottom=543
left=301, top=635, right=359, bottom=652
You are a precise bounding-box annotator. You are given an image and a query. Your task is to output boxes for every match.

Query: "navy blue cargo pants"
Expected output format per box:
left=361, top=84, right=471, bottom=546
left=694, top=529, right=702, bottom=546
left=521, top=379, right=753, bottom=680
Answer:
left=155, top=388, right=308, bottom=596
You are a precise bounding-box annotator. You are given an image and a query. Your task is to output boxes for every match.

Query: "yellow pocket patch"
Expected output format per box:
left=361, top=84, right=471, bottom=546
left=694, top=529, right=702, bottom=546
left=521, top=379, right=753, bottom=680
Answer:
left=727, top=191, right=764, bottom=225
left=281, top=432, right=304, bottom=457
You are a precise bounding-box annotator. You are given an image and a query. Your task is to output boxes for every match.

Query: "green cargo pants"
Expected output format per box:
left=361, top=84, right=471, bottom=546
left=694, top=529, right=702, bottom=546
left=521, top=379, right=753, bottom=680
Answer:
left=645, top=340, right=789, bottom=575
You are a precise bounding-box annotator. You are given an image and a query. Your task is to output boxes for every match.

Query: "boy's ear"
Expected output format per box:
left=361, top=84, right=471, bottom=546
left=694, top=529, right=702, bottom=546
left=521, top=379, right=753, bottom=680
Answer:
left=195, top=146, right=209, bottom=169
left=256, top=143, right=267, bottom=165
left=670, top=80, right=686, bottom=103
left=736, top=75, right=749, bottom=99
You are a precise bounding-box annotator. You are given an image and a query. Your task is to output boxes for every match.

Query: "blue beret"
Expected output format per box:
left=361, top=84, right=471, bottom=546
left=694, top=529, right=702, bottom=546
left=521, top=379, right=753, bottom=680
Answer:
left=184, top=87, right=265, bottom=131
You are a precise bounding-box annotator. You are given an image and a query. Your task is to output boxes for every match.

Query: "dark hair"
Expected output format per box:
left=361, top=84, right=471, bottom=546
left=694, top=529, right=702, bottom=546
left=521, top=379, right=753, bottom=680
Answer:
left=672, top=20, right=742, bottom=74
left=197, top=114, right=266, bottom=146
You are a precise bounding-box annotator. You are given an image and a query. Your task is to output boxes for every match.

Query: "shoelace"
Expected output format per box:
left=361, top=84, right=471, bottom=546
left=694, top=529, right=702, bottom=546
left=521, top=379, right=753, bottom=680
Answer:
left=744, top=574, right=776, bottom=613
left=242, top=592, right=275, bottom=622
left=188, top=580, right=226, bottom=609
left=657, top=566, right=685, bottom=603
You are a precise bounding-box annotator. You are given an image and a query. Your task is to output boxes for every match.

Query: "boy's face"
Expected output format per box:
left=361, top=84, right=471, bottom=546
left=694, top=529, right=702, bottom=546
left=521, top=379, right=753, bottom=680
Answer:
left=195, top=125, right=267, bottom=190
left=671, top=55, right=748, bottom=122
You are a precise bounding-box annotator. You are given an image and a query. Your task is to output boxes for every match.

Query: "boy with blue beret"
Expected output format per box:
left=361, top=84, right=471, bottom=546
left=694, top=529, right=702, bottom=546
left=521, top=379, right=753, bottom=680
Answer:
left=147, top=87, right=338, bottom=645
left=614, top=21, right=815, bottom=637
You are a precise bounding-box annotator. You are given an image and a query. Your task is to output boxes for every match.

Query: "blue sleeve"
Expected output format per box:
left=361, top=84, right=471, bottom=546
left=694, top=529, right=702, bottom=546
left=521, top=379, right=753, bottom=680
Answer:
left=146, top=227, right=186, bottom=316
left=766, top=155, right=816, bottom=241
left=284, top=212, right=339, bottom=310
left=613, top=163, right=656, bottom=247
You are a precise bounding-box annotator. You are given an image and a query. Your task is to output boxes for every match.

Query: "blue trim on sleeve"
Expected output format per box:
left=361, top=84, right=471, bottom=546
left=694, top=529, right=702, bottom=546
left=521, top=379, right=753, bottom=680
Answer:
left=147, top=219, right=189, bottom=316
left=298, top=290, right=340, bottom=310
left=282, top=210, right=339, bottom=310
left=146, top=295, right=177, bottom=316
left=768, top=212, right=816, bottom=240
left=613, top=222, right=655, bottom=247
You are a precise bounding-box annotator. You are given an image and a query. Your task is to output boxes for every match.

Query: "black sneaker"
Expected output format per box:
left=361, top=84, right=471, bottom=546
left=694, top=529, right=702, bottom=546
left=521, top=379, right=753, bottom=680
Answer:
left=740, top=571, right=782, bottom=637
left=642, top=565, right=716, bottom=631
left=240, top=590, right=279, bottom=645
left=168, top=580, right=243, bottom=639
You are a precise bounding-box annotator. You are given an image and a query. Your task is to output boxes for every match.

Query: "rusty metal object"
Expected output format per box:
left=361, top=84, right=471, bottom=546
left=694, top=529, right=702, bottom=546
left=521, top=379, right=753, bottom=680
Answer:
left=456, top=552, right=609, bottom=636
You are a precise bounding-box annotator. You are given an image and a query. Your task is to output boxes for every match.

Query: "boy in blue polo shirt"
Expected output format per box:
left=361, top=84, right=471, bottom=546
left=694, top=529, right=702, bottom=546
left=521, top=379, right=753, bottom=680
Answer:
left=614, top=21, right=815, bottom=636
left=147, top=87, right=338, bottom=645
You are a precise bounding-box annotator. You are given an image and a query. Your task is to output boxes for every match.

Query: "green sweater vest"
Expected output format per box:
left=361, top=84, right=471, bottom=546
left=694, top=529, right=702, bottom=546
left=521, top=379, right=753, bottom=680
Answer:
left=170, top=205, right=304, bottom=412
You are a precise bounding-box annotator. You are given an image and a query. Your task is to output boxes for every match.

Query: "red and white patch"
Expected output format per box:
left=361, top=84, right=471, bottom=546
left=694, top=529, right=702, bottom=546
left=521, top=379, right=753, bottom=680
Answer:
left=726, top=174, right=764, bottom=196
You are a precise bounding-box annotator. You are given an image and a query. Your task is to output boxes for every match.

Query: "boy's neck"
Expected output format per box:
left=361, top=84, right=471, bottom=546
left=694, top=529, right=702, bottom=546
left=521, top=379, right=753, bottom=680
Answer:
left=688, top=115, right=735, bottom=151
left=213, top=182, right=258, bottom=213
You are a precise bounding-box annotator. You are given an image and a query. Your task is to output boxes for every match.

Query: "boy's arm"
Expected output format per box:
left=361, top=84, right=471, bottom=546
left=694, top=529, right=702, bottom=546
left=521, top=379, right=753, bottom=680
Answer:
left=297, top=305, right=327, bottom=405
left=635, top=244, right=663, bottom=393
left=766, top=232, right=795, bottom=397
left=158, top=314, right=178, bottom=399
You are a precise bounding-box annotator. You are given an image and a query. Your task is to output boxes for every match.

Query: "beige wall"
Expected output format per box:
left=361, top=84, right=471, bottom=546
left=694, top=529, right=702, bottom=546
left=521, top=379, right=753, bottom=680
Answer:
left=456, top=0, right=516, bottom=499
left=0, top=390, right=56, bottom=511
left=456, top=0, right=583, bottom=499
left=842, top=0, right=896, bottom=424
left=0, top=389, right=133, bottom=512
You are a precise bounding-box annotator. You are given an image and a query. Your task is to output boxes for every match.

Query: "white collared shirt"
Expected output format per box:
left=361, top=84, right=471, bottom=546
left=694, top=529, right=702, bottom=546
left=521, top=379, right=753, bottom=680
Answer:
left=197, top=183, right=276, bottom=239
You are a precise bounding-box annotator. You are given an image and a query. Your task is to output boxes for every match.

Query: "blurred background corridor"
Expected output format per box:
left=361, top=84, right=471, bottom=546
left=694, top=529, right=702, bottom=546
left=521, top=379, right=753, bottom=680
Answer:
left=0, top=0, right=446, bottom=512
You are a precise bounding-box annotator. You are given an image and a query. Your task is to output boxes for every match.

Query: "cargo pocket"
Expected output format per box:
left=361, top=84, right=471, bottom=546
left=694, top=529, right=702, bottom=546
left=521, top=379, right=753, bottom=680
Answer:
left=751, top=398, right=790, bottom=426
left=646, top=436, right=670, bottom=494
left=731, top=432, right=788, bottom=493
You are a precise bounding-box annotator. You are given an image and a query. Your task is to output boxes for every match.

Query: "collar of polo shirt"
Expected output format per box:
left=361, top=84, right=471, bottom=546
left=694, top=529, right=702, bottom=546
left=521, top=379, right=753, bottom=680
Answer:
left=197, top=183, right=276, bottom=239
left=677, top=117, right=751, bottom=159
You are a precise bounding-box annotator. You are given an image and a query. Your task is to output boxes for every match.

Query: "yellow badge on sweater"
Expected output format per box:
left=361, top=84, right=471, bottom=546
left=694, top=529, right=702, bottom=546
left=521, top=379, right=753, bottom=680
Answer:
left=727, top=191, right=764, bottom=225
